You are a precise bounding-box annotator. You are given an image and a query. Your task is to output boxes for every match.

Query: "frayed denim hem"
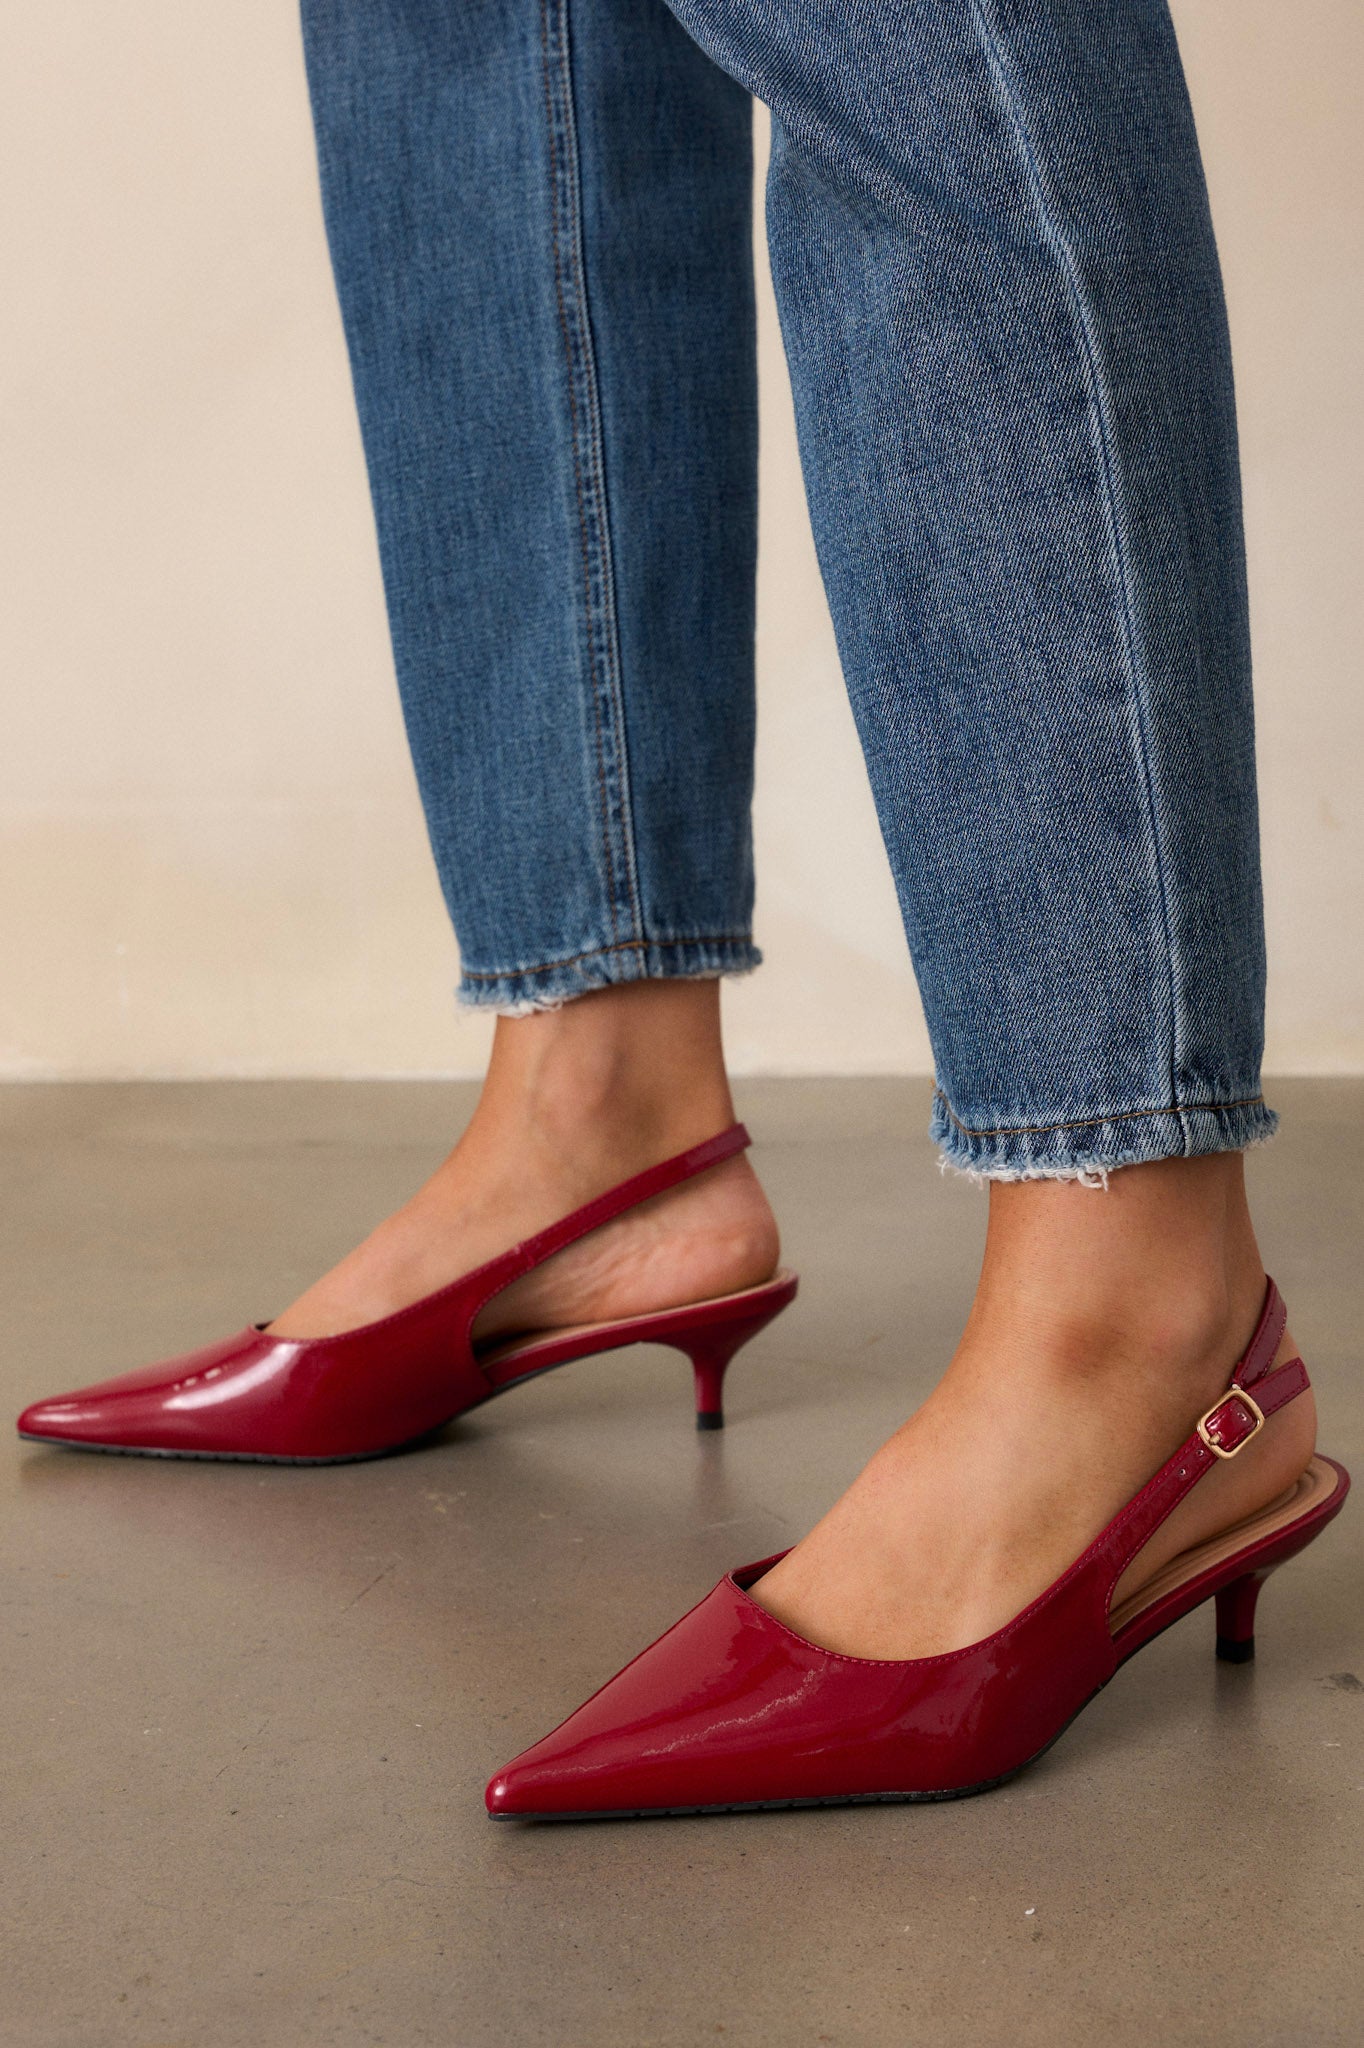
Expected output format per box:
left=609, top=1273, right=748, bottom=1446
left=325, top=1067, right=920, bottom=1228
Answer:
left=456, top=935, right=762, bottom=1015
left=932, top=1089, right=1279, bottom=1187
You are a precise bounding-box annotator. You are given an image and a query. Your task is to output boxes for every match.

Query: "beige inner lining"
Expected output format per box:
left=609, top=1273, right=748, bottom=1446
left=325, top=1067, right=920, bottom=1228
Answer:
left=1108, top=1455, right=1339, bottom=1636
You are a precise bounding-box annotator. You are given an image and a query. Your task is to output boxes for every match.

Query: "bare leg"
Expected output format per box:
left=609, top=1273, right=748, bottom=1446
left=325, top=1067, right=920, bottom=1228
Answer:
left=755, top=1153, right=1315, bottom=1658
left=269, top=982, right=778, bottom=1342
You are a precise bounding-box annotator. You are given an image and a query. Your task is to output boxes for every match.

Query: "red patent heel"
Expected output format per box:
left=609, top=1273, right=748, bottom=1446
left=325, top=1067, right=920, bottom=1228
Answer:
left=487, top=1277, right=1349, bottom=1821
left=16, top=1123, right=797, bottom=1464
left=680, top=1305, right=782, bottom=1431
left=689, top=1344, right=731, bottom=1431
left=1214, top=1568, right=1275, bottom=1663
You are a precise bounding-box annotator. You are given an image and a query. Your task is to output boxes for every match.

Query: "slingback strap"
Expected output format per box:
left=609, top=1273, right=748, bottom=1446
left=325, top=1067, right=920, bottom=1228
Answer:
left=1235, top=1277, right=1288, bottom=1391
left=1092, top=1278, right=1311, bottom=1604
left=458, top=1123, right=753, bottom=1332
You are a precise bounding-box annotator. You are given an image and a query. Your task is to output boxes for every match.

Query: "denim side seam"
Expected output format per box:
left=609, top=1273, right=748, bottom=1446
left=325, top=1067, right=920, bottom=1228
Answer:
left=968, top=0, right=1186, bottom=1136
left=457, top=934, right=762, bottom=1013
left=932, top=1087, right=1278, bottom=1187
left=539, top=0, right=643, bottom=950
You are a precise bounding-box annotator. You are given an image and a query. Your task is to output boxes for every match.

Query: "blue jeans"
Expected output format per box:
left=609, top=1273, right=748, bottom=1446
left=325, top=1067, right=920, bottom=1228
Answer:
left=300, top=0, right=1276, bottom=1180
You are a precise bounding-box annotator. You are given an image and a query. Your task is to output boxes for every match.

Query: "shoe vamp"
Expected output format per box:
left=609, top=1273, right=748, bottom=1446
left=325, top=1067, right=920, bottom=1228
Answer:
left=497, top=1574, right=1112, bottom=1811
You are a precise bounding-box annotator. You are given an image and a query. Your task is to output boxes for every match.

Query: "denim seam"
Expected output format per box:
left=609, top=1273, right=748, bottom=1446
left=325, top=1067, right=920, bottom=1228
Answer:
left=933, top=1087, right=1265, bottom=1142
left=968, top=0, right=1186, bottom=1148
left=558, top=3, right=645, bottom=937
left=461, top=934, right=756, bottom=980
left=538, top=0, right=643, bottom=948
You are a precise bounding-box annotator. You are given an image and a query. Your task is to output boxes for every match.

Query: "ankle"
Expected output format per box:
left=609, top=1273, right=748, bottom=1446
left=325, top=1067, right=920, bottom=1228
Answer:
left=519, top=1037, right=730, bottom=1158
left=450, top=974, right=737, bottom=1196
left=962, top=1153, right=1270, bottom=1413
left=962, top=1259, right=1267, bottom=1404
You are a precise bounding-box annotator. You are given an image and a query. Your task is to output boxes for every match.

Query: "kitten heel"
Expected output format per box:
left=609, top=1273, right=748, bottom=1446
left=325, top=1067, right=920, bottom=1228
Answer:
left=676, top=1287, right=798, bottom=1431
left=1214, top=1569, right=1276, bottom=1663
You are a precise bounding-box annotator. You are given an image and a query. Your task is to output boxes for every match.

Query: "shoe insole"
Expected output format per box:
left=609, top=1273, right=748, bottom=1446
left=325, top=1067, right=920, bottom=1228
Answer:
left=1109, top=1454, right=1340, bottom=1636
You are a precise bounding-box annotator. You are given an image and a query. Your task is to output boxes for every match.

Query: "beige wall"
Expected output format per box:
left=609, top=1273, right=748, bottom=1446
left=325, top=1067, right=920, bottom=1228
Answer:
left=2, top=4, right=1360, bottom=1079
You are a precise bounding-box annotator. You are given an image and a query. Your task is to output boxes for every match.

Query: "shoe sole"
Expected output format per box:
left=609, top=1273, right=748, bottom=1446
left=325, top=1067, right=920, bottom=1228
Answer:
left=15, top=1431, right=399, bottom=1466
left=484, top=1710, right=1081, bottom=1822
left=16, top=1382, right=552, bottom=1465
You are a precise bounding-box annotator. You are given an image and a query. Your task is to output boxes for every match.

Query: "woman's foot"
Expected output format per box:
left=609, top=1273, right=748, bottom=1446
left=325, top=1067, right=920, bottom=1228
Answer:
left=754, top=1152, right=1316, bottom=1661
left=267, top=981, right=780, bottom=1344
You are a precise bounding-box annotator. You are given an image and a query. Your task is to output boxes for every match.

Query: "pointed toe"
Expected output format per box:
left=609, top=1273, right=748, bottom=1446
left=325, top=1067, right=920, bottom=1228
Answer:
left=484, top=1723, right=639, bottom=1821
left=485, top=1762, right=544, bottom=1819
left=482, top=1561, right=848, bottom=1820
left=17, top=1396, right=89, bottom=1444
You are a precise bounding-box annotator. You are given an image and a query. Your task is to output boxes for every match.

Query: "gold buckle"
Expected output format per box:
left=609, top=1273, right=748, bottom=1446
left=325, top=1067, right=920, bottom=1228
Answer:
left=1197, top=1388, right=1266, bottom=1459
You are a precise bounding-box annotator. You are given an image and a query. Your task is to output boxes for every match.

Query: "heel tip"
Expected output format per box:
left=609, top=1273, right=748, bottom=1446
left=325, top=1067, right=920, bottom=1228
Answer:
left=1216, top=1636, right=1255, bottom=1664
left=695, top=1411, right=725, bottom=1432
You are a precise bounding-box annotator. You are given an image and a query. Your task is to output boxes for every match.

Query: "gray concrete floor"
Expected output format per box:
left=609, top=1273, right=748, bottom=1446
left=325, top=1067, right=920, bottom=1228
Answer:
left=2, top=1078, right=1361, bottom=2048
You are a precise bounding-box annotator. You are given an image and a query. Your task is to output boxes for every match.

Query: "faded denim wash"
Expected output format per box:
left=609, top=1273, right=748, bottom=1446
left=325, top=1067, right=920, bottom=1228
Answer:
left=300, top=0, right=1276, bottom=1180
